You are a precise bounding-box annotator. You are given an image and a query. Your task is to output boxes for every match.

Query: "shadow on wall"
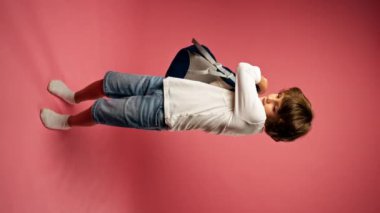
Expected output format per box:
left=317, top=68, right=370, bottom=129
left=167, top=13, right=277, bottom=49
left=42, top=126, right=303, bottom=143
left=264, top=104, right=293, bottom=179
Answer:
left=41, top=124, right=172, bottom=204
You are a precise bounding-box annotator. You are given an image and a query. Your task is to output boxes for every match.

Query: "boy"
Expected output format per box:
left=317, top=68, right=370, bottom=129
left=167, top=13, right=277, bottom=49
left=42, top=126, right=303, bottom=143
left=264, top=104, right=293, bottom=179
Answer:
left=40, top=62, right=313, bottom=142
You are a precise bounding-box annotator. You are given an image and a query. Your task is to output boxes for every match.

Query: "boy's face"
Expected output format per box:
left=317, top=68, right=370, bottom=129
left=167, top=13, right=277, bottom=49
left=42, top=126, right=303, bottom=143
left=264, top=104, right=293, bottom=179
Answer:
left=260, top=92, right=284, bottom=119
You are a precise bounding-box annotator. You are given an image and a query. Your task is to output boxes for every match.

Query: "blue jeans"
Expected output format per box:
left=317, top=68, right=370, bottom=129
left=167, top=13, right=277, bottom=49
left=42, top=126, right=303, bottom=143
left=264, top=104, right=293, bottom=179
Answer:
left=91, top=71, right=169, bottom=130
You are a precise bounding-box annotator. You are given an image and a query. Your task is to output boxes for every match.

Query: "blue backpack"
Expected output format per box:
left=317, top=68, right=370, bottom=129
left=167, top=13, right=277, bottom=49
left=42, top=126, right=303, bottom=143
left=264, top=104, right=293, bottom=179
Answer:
left=165, top=38, right=261, bottom=92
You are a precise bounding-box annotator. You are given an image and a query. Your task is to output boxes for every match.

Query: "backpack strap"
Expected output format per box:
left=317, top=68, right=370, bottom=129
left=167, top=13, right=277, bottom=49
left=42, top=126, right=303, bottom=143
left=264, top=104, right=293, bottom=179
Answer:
left=192, top=38, right=236, bottom=82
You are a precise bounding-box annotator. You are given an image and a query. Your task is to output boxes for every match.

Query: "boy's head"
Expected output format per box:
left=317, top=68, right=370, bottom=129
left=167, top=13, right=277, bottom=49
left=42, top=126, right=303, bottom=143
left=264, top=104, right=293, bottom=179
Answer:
left=261, top=87, right=313, bottom=142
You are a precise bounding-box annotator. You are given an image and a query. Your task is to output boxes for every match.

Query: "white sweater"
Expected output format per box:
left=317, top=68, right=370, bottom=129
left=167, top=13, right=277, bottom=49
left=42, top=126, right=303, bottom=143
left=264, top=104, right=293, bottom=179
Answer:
left=163, top=62, right=266, bottom=136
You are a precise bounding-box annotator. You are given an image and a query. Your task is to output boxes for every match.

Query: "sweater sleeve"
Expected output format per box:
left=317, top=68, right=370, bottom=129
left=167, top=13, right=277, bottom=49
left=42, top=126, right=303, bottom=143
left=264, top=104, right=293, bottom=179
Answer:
left=234, top=62, right=266, bottom=124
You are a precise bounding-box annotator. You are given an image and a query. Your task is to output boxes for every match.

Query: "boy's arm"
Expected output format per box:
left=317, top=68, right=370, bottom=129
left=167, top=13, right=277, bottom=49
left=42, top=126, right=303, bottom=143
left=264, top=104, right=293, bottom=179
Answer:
left=234, top=62, right=266, bottom=124
left=257, top=75, right=268, bottom=94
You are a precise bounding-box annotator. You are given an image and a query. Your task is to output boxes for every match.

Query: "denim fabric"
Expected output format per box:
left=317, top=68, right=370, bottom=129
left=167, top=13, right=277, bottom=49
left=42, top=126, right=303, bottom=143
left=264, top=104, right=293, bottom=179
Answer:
left=91, top=71, right=168, bottom=130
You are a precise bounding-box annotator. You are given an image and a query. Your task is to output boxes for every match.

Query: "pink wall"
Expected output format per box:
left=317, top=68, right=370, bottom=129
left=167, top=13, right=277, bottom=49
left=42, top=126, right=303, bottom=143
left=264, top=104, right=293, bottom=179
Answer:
left=0, top=0, right=379, bottom=212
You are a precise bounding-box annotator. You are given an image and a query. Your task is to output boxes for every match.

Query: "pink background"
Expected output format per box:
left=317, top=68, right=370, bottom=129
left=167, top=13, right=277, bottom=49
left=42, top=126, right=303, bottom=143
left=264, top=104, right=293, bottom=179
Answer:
left=1, top=0, right=379, bottom=212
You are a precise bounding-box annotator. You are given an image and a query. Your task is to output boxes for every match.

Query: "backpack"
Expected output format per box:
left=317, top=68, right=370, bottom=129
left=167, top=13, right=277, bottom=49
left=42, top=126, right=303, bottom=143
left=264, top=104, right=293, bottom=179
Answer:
left=165, top=38, right=261, bottom=92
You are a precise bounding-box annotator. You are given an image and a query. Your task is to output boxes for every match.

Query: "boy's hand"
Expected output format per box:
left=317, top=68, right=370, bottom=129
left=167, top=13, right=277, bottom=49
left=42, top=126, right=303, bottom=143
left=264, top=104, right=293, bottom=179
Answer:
left=257, top=75, right=268, bottom=94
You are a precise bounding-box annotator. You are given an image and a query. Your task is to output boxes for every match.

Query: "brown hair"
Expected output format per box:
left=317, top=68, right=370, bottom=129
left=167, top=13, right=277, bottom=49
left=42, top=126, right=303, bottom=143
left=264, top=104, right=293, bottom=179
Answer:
left=264, top=87, right=313, bottom=142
